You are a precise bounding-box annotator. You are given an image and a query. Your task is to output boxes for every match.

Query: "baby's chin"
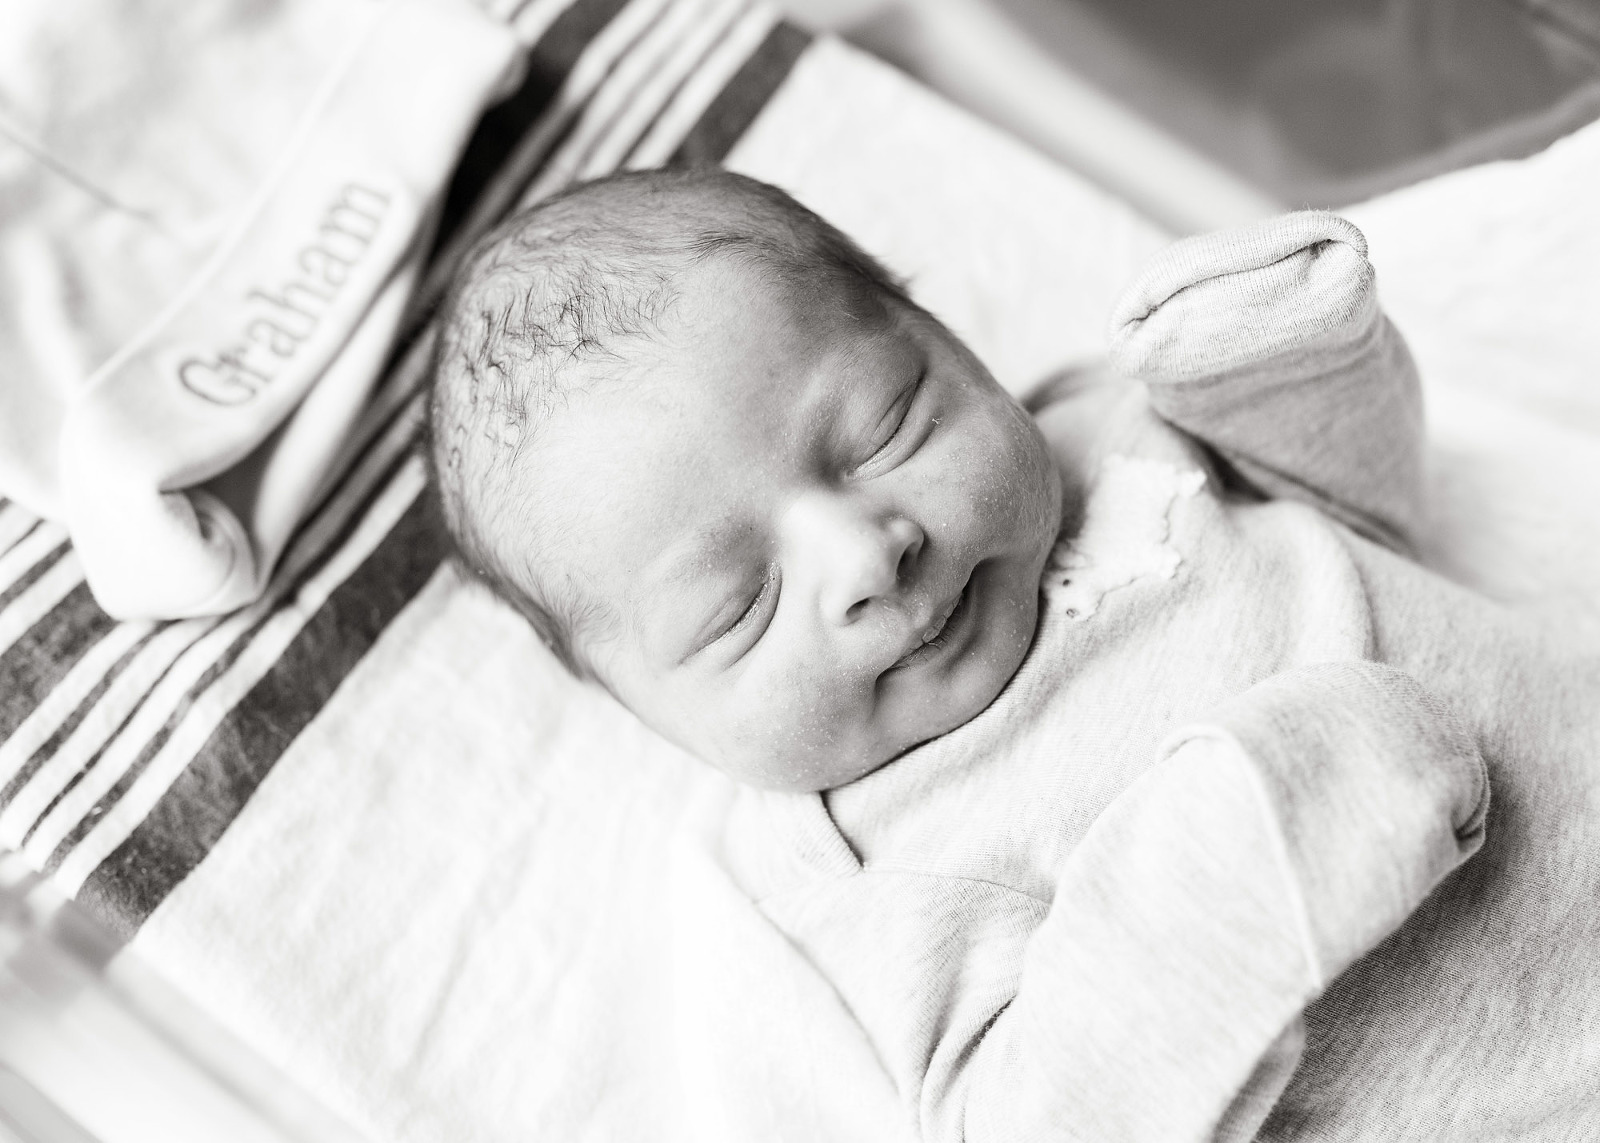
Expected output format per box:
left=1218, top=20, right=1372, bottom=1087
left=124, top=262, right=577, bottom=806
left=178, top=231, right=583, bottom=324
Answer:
left=890, top=579, right=1043, bottom=755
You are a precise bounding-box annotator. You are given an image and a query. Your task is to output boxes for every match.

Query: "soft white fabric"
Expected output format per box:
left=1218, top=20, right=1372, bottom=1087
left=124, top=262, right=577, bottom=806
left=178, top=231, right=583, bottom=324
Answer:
left=0, top=0, right=517, bottom=618
left=117, top=41, right=1600, bottom=1143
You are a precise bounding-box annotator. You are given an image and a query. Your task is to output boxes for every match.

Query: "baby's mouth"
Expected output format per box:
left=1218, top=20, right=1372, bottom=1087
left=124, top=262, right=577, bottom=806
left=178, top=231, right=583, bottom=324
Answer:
left=890, top=576, right=973, bottom=670
left=919, top=590, right=963, bottom=646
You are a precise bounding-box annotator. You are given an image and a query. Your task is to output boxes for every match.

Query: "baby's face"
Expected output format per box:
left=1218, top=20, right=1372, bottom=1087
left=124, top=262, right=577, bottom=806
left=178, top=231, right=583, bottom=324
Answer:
left=528, top=259, right=1061, bottom=790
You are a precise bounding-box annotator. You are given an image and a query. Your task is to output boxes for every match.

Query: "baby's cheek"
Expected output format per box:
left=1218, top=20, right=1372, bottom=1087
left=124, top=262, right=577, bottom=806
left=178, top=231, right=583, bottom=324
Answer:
left=940, top=409, right=1054, bottom=546
left=723, top=657, right=881, bottom=788
left=991, top=403, right=1061, bottom=535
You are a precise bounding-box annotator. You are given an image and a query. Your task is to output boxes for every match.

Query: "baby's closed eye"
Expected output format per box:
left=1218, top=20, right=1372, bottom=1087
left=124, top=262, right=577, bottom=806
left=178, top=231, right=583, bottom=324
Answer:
left=854, top=368, right=930, bottom=476
left=696, top=567, right=781, bottom=664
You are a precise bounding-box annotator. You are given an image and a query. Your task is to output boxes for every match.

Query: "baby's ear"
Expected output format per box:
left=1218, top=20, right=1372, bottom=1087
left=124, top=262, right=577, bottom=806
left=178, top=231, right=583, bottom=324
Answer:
left=1106, top=211, right=1375, bottom=383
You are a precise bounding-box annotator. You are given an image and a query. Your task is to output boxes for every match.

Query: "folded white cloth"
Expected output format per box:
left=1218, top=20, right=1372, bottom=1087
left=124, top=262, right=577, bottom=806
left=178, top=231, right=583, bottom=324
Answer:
left=0, top=0, right=516, bottom=618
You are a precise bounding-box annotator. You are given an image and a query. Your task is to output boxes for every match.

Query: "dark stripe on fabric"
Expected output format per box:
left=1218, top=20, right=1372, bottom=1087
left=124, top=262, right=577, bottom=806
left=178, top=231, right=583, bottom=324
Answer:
left=76, top=490, right=447, bottom=940
left=0, top=584, right=117, bottom=748
left=432, top=0, right=635, bottom=258
left=266, top=363, right=431, bottom=576
left=0, top=629, right=158, bottom=809
left=35, top=443, right=425, bottom=865
left=0, top=514, right=39, bottom=558
left=0, top=539, right=69, bottom=615
left=669, top=21, right=810, bottom=167
left=3, top=406, right=423, bottom=825
left=615, top=8, right=750, bottom=174
left=0, top=370, right=422, bottom=788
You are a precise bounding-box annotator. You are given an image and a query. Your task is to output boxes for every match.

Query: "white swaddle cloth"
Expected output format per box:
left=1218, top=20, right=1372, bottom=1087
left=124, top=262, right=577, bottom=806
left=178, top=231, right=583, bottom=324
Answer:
left=0, top=0, right=517, bottom=618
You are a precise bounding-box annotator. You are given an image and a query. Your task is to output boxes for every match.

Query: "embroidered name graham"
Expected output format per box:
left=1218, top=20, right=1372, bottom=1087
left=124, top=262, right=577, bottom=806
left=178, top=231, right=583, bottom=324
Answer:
left=178, top=183, right=392, bottom=406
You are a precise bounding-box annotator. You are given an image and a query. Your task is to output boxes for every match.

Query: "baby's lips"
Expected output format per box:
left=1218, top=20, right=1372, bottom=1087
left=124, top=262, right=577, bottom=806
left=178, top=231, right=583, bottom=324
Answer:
left=886, top=577, right=971, bottom=670
left=917, top=589, right=963, bottom=644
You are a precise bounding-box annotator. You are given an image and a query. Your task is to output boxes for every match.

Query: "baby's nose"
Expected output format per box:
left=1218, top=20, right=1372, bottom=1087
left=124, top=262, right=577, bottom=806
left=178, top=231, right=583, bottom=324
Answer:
left=829, top=515, right=924, bottom=625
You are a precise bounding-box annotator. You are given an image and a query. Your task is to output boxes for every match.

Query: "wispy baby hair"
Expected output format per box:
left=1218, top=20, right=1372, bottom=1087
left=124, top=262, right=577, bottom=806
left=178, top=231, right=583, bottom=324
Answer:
left=427, top=166, right=914, bottom=676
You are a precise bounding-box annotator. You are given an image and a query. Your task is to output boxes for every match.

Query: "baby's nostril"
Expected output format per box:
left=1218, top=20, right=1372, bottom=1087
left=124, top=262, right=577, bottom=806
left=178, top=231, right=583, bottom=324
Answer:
left=845, top=598, right=869, bottom=623
left=896, top=540, right=918, bottom=583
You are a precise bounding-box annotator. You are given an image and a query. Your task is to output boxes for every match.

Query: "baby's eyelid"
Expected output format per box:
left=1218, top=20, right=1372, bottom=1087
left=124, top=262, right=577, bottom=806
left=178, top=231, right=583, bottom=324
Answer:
left=865, top=372, right=925, bottom=462
left=717, top=568, right=779, bottom=649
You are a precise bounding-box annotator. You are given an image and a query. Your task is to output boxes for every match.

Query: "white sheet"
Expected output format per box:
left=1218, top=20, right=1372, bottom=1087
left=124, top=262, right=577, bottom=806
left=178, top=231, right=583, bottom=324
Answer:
left=1344, top=129, right=1600, bottom=638
left=123, top=37, right=1600, bottom=1143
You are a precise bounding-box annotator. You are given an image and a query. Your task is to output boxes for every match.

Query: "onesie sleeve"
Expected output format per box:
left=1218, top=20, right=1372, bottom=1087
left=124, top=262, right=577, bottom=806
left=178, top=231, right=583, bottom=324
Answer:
left=938, top=661, right=1487, bottom=1142
left=1107, top=213, right=1425, bottom=552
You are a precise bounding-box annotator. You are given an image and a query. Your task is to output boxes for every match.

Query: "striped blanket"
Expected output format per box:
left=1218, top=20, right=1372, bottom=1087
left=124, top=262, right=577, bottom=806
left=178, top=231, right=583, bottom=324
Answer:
left=0, top=0, right=809, bottom=938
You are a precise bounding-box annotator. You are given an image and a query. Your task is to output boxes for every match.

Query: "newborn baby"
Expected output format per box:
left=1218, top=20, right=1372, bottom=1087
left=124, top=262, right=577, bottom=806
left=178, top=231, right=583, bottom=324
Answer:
left=430, top=168, right=1060, bottom=791
left=430, top=169, right=1600, bottom=1141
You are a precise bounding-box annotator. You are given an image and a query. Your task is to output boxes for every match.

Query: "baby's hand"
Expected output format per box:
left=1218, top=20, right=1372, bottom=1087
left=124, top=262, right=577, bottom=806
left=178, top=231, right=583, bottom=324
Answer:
left=1108, top=212, right=1382, bottom=382
left=1105, top=211, right=1425, bottom=550
left=959, top=660, right=1486, bottom=1143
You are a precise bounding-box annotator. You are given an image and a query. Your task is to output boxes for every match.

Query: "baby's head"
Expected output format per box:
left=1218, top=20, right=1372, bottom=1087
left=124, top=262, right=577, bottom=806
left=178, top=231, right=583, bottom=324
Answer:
left=430, top=168, right=1061, bottom=791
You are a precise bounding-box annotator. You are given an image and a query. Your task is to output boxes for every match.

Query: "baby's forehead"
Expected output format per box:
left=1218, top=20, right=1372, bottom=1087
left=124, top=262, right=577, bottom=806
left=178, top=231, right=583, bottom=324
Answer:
left=464, top=247, right=917, bottom=541
left=523, top=260, right=913, bottom=518
left=679, top=256, right=905, bottom=367
left=568, top=253, right=897, bottom=389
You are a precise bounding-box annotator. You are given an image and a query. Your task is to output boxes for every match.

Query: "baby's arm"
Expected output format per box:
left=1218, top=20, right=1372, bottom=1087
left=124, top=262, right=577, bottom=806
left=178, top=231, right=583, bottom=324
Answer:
left=1108, top=213, right=1425, bottom=551
left=938, top=662, right=1487, bottom=1142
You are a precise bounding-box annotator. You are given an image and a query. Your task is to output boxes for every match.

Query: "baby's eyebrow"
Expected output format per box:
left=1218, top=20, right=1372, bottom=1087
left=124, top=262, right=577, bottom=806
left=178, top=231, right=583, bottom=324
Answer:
left=642, top=520, right=752, bottom=658
left=657, top=519, right=745, bottom=588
